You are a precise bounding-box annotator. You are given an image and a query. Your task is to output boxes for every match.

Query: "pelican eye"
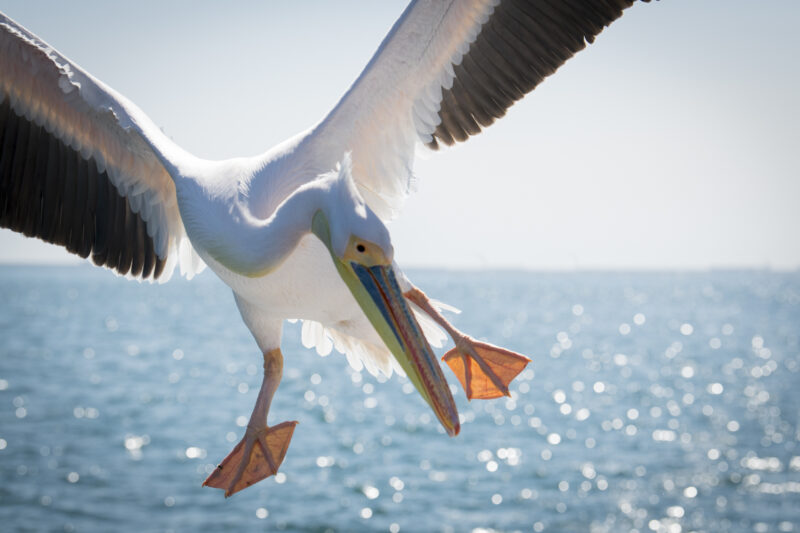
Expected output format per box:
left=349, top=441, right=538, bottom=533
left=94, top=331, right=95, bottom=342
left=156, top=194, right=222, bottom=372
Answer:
left=356, top=244, right=366, bottom=253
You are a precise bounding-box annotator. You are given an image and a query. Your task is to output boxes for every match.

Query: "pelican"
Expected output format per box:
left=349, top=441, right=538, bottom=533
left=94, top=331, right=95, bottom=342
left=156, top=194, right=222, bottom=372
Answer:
left=0, top=1, right=651, bottom=496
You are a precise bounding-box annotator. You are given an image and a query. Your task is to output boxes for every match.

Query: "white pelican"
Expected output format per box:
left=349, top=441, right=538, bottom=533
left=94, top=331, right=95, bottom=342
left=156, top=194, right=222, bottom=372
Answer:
left=0, top=1, right=652, bottom=496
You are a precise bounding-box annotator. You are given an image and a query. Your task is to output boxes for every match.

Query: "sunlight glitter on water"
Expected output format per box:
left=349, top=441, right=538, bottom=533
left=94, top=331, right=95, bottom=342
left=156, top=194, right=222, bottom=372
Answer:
left=1, top=268, right=799, bottom=531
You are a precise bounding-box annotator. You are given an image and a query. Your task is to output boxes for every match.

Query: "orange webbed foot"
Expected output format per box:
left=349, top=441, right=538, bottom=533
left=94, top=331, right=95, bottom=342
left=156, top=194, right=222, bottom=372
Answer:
left=203, top=421, right=297, bottom=497
left=443, top=339, right=530, bottom=400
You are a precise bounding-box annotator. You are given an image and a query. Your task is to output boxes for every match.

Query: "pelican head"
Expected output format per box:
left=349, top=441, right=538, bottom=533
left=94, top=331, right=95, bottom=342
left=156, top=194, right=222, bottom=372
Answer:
left=311, top=156, right=459, bottom=436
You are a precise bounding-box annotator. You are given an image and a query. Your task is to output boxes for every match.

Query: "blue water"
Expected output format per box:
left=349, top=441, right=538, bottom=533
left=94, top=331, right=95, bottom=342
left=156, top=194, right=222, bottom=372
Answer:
left=0, top=266, right=798, bottom=532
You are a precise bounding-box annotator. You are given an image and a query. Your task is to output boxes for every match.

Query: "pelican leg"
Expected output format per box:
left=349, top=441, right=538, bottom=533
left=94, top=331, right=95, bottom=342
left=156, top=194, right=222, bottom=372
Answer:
left=404, top=287, right=531, bottom=400
left=203, top=348, right=297, bottom=497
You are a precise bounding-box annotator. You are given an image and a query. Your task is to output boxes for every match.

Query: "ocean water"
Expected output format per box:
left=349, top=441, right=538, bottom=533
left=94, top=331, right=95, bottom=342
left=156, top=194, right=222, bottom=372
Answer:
left=0, top=266, right=798, bottom=533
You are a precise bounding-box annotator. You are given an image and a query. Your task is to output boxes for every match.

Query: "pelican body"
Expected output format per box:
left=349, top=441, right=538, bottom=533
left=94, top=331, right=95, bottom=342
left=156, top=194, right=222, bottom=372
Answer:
left=0, top=0, right=651, bottom=496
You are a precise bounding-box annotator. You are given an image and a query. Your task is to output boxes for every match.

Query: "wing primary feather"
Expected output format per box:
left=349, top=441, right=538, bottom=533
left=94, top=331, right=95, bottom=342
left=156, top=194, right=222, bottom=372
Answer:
left=448, top=77, right=484, bottom=136
left=21, top=121, right=49, bottom=238
left=0, top=98, right=9, bottom=163
left=460, top=54, right=511, bottom=124
left=483, top=17, right=540, bottom=84
left=130, top=213, right=145, bottom=278
left=11, top=117, right=41, bottom=232
left=117, top=195, right=134, bottom=275
left=521, top=1, right=584, bottom=54
left=153, top=252, right=166, bottom=280
left=50, top=139, right=71, bottom=245
left=111, top=183, right=127, bottom=272
left=80, top=159, right=98, bottom=259
left=39, top=133, right=61, bottom=243
left=461, top=54, right=514, bottom=111
left=507, top=1, right=583, bottom=67
left=556, top=0, right=608, bottom=39
left=556, top=0, right=630, bottom=43
left=428, top=115, right=455, bottom=149
left=9, top=120, right=32, bottom=231
left=438, top=95, right=471, bottom=143
left=91, top=165, right=110, bottom=267
left=59, top=146, right=79, bottom=252
left=5, top=111, right=31, bottom=226
left=0, top=100, right=20, bottom=221
left=71, top=154, right=89, bottom=258
left=2, top=115, right=22, bottom=226
left=464, top=40, right=525, bottom=102
left=494, top=8, right=558, bottom=80
left=140, top=228, right=155, bottom=279
left=451, top=62, right=498, bottom=128
left=105, top=181, right=124, bottom=272
left=496, top=5, right=556, bottom=72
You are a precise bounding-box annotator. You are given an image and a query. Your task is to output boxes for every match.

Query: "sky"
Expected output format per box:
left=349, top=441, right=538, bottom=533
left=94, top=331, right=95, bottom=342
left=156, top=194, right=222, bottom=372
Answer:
left=0, top=0, right=798, bottom=271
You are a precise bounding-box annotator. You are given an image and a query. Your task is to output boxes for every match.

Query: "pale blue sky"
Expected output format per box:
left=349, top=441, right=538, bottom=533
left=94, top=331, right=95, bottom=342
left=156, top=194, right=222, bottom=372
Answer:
left=1, top=1, right=798, bottom=270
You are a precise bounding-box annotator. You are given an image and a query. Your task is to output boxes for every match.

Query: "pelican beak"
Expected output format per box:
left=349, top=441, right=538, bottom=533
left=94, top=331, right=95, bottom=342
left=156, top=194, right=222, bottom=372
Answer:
left=312, top=212, right=460, bottom=436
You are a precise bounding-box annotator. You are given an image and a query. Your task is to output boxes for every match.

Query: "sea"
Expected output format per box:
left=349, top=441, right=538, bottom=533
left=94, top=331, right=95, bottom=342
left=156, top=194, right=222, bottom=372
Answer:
left=0, top=266, right=798, bottom=532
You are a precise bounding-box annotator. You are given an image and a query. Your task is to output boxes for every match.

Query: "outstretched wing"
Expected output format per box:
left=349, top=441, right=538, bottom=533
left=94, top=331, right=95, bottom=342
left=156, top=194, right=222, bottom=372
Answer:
left=0, top=12, right=204, bottom=281
left=314, top=0, right=648, bottom=219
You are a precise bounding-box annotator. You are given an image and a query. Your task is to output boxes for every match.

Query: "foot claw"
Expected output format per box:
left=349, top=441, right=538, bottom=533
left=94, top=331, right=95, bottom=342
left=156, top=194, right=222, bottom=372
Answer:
left=203, top=421, right=297, bottom=497
left=443, top=338, right=530, bottom=400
